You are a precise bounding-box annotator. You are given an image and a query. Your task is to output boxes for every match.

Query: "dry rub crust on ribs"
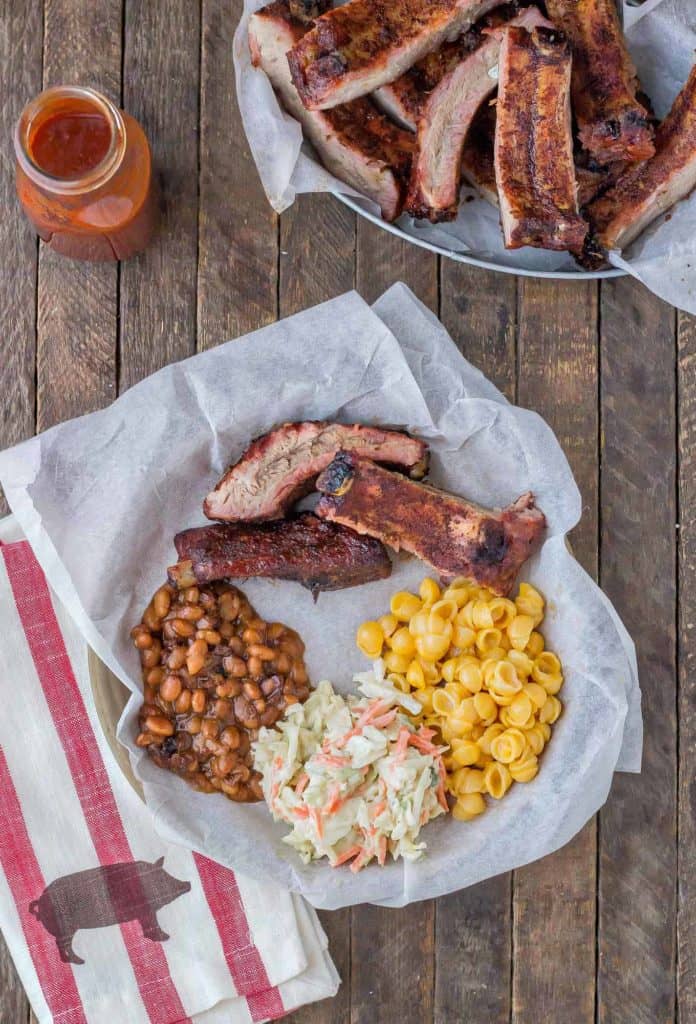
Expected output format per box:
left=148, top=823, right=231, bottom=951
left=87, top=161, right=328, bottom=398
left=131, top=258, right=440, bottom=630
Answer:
left=585, top=64, right=696, bottom=257
left=286, top=0, right=505, bottom=110
left=171, top=512, right=392, bottom=596
left=545, top=0, right=654, bottom=165
left=495, top=26, right=587, bottom=252
left=204, top=420, right=429, bottom=522
left=249, top=0, right=414, bottom=221
left=370, top=4, right=524, bottom=132
left=406, top=6, right=549, bottom=222
left=315, top=452, right=546, bottom=595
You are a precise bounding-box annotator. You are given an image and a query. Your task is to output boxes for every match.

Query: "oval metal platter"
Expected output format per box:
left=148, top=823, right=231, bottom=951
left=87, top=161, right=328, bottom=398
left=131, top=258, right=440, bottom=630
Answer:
left=333, top=192, right=626, bottom=281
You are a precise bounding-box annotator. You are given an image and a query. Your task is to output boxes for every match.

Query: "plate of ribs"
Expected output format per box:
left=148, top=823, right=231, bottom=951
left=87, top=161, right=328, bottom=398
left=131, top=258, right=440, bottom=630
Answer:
left=0, top=284, right=640, bottom=905
left=238, top=0, right=696, bottom=280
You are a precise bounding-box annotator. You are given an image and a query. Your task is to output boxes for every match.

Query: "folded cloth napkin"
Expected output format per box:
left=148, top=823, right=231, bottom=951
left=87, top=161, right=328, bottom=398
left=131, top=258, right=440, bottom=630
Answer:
left=0, top=515, right=339, bottom=1024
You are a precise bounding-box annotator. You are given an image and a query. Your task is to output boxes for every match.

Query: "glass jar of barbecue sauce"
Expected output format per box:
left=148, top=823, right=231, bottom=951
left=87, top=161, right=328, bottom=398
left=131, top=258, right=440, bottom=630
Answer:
left=15, top=86, right=157, bottom=261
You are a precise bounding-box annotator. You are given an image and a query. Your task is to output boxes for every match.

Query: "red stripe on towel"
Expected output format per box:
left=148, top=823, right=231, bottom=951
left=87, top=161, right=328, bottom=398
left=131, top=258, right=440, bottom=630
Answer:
left=2, top=541, right=192, bottom=1024
left=193, top=853, right=284, bottom=1019
left=0, top=746, right=88, bottom=1024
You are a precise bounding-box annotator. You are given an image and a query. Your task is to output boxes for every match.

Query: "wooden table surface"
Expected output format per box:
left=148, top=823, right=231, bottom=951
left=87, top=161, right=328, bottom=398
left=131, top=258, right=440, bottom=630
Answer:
left=0, top=1, right=691, bottom=1022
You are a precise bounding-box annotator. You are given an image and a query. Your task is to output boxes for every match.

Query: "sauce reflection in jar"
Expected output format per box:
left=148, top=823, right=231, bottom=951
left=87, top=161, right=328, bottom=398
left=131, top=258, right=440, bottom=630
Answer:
left=15, top=86, right=157, bottom=261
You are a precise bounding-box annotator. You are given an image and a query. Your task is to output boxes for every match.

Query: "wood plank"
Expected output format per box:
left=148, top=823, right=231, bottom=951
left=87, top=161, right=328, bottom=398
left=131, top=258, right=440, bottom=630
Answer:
left=279, top=195, right=355, bottom=314
left=356, top=220, right=438, bottom=307
left=513, top=280, right=599, bottom=1024
left=279, top=192, right=354, bottom=1024
left=348, top=228, right=439, bottom=1024
left=118, top=0, right=200, bottom=388
left=436, top=263, right=516, bottom=1024
left=37, top=0, right=122, bottom=429
left=198, top=0, right=278, bottom=350
left=598, top=278, right=677, bottom=1024
left=0, top=0, right=41, bottom=520
left=37, top=0, right=122, bottom=431
left=677, top=309, right=695, bottom=1022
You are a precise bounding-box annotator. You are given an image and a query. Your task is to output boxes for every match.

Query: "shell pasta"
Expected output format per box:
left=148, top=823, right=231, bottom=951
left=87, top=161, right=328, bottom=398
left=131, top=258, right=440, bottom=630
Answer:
left=355, top=577, right=564, bottom=820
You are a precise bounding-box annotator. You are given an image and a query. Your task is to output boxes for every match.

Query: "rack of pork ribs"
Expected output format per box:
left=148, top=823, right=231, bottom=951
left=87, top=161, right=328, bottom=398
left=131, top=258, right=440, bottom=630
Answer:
left=248, top=0, right=696, bottom=267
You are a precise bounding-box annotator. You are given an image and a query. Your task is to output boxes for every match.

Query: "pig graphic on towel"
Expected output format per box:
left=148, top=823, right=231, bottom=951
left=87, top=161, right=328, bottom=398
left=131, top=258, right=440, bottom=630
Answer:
left=29, top=857, right=191, bottom=964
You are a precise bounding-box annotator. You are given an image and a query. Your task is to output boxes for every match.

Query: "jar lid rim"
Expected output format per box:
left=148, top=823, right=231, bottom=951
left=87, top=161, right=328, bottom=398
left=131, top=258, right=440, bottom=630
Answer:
left=14, top=85, right=126, bottom=194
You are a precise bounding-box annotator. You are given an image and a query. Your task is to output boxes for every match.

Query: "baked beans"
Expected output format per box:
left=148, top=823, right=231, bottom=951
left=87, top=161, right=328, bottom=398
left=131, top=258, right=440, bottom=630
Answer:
left=132, top=581, right=310, bottom=802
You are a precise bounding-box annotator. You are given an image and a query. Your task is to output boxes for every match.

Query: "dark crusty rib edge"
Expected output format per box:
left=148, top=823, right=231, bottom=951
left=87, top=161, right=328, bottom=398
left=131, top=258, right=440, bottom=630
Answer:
left=287, top=0, right=505, bottom=110
left=249, top=0, right=413, bottom=220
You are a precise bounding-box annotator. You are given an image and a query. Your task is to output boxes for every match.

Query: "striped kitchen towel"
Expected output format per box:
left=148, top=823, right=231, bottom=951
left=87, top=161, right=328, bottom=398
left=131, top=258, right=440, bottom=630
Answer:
left=0, top=516, right=339, bottom=1024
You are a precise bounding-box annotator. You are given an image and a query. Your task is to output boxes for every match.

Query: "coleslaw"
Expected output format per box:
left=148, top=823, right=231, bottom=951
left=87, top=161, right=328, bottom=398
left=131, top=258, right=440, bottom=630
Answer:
left=252, top=662, right=449, bottom=872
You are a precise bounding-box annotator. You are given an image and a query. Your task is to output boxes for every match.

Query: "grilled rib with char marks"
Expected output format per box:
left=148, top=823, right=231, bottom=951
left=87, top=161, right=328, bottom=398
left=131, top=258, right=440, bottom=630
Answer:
left=406, top=6, right=549, bottom=222
left=249, top=0, right=414, bottom=221
left=287, top=0, right=505, bottom=110
left=171, top=512, right=392, bottom=596
left=204, top=421, right=428, bottom=522
left=585, top=63, right=696, bottom=258
left=495, top=26, right=587, bottom=252
left=372, top=21, right=483, bottom=131
left=545, top=0, right=654, bottom=165
left=315, top=452, right=546, bottom=595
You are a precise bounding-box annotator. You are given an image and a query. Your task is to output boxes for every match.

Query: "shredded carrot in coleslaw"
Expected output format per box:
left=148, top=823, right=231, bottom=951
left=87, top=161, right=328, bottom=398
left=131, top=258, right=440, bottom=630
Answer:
left=253, top=664, right=449, bottom=871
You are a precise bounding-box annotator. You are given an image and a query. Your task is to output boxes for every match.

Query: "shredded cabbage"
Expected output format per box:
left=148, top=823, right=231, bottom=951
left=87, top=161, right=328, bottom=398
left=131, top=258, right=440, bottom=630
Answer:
left=252, top=661, right=449, bottom=871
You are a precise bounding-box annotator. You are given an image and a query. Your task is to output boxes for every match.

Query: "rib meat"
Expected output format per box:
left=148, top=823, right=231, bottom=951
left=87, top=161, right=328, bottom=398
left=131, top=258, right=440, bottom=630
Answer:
left=286, top=0, right=505, bottom=110
left=545, top=0, right=654, bottom=165
left=204, top=421, right=429, bottom=522
left=461, top=103, right=498, bottom=205
left=249, top=1, right=414, bottom=220
left=586, top=64, right=696, bottom=254
left=372, top=27, right=482, bottom=132
left=315, top=452, right=546, bottom=595
left=406, top=6, right=549, bottom=222
left=495, top=26, right=587, bottom=251
left=170, top=513, right=392, bottom=596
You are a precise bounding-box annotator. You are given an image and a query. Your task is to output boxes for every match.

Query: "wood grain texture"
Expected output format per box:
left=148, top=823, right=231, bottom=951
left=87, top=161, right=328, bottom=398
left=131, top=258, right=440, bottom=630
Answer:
left=351, top=228, right=438, bottom=1024
left=37, top=0, right=121, bottom=431
left=198, top=0, right=278, bottom=350
left=677, top=310, right=695, bottom=1023
left=513, top=280, right=599, bottom=1024
left=118, top=0, right=200, bottom=388
left=356, top=220, right=438, bottom=308
left=279, top=191, right=354, bottom=1024
left=440, top=264, right=517, bottom=400
left=0, top=0, right=41, bottom=520
left=436, top=264, right=515, bottom=1024
left=279, top=195, right=355, bottom=315
left=598, top=279, right=677, bottom=1024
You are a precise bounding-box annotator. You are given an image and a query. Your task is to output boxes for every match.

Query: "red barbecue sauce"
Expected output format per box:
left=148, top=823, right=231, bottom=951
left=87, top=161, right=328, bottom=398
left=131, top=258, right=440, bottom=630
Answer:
left=15, top=87, right=157, bottom=261
left=31, top=110, right=112, bottom=179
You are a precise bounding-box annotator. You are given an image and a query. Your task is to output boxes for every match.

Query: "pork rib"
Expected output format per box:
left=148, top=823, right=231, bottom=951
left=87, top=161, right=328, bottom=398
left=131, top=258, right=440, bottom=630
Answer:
left=461, top=103, right=498, bottom=205
left=249, top=1, right=414, bottom=221
left=372, top=27, right=482, bottom=132
left=204, top=421, right=429, bottom=522
left=170, top=512, right=392, bottom=596
left=585, top=64, right=696, bottom=255
left=495, top=26, right=587, bottom=252
left=287, top=0, right=504, bottom=110
left=406, top=7, right=549, bottom=222
left=315, top=453, right=545, bottom=595
left=545, top=0, right=654, bottom=165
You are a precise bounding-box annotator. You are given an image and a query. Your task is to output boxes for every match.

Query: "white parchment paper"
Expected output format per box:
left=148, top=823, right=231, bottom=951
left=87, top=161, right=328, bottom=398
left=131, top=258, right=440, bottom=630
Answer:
left=234, top=0, right=696, bottom=308
left=0, top=284, right=641, bottom=909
